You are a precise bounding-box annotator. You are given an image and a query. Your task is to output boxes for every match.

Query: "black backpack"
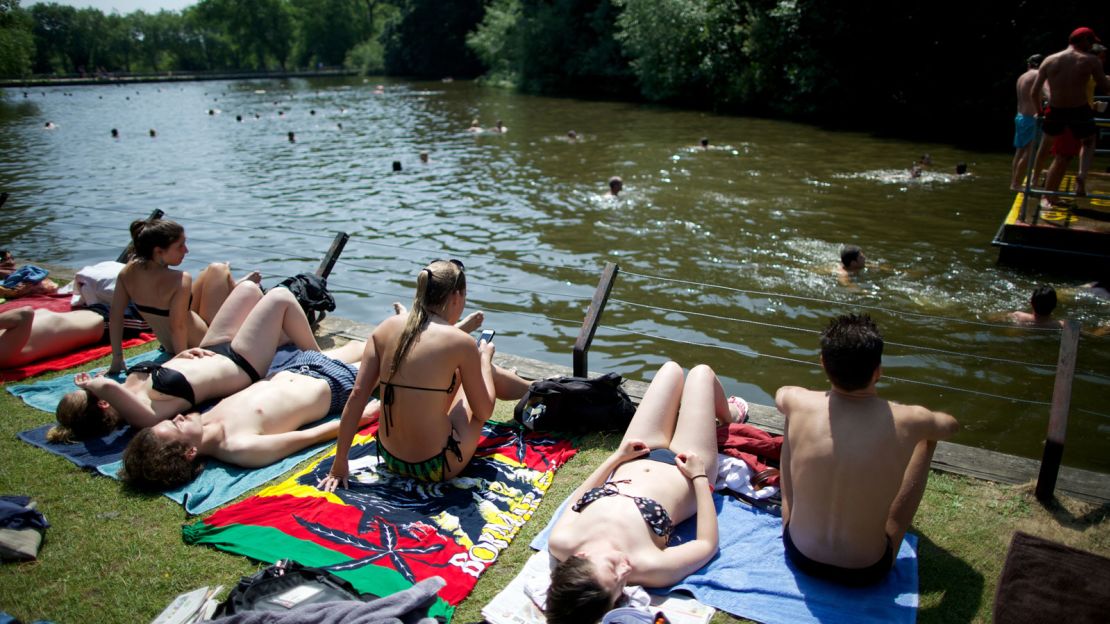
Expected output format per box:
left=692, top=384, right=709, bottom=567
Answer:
left=275, top=273, right=336, bottom=327
left=513, top=373, right=637, bottom=433
left=215, top=559, right=376, bottom=616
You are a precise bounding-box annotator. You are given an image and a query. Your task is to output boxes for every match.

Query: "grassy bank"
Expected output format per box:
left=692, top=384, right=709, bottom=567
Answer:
left=1, top=345, right=1107, bottom=623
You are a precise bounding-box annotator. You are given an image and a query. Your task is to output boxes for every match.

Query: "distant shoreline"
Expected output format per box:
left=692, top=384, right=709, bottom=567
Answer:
left=0, top=68, right=360, bottom=89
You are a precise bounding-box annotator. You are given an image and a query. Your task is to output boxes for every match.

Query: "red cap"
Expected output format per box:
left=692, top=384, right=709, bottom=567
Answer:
left=1069, top=27, right=1101, bottom=44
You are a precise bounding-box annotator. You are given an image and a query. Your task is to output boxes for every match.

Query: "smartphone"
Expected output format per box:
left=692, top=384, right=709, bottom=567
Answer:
left=477, top=329, right=496, bottom=345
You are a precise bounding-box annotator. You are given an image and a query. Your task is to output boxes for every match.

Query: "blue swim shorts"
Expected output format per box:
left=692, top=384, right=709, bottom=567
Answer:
left=1014, top=113, right=1036, bottom=148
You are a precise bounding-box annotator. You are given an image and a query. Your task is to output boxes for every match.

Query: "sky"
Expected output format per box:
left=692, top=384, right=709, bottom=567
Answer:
left=23, top=0, right=196, bottom=14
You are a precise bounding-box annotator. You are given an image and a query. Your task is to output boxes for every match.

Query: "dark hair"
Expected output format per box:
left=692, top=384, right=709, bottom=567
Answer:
left=390, top=260, right=466, bottom=375
left=700, top=137, right=709, bottom=146
left=49, top=389, right=120, bottom=443
left=545, top=555, right=615, bottom=624
left=1026, top=53, right=1044, bottom=68
left=840, top=245, right=863, bottom=268
left=121, top=428, right=202, bottom=490
left=820, top=314, right=884, bottom=391
left=955, top=162, right=968, bottom=175
left=128, top=218, right=184, bottom=262
left=1031, top=285, right=1057, bottom=316
left=608, top=176, right=622, bottom=190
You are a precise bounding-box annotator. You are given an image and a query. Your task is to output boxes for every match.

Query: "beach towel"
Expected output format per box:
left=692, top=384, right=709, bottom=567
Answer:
left=184, top=422, right=577, bottom=621
left=532, top=495, right=919, bottom=624
left=7, top=349, right=167, bottom=412
left=0, top=292, right=70, bottom=314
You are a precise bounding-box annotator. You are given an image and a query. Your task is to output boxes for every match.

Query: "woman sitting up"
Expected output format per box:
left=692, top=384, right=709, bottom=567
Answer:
left=108, top=218, right=259, bottom=373
left=544, top=362, right=736, bottom=623
left=0, top=304, right=144, bottom=369
left=50, top=283, right=319, bottom=443
left=318, top=259, right=529, bottom=488
left=121, top=341, right=377, bottom=490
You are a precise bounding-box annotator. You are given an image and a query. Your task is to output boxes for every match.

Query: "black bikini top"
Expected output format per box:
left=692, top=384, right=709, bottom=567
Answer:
left=126, top=362, right=195, bottom=407
left=573, top=480, right=674, bottom=540
left=133, top=302, right=170, bottom=317
left=378, top=373, right=457, bottom=436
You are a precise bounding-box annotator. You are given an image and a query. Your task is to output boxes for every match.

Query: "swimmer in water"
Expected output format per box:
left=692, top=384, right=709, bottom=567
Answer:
left=607, top=176, right=623, bottom=198
left=1006, top=285, right=1065, bottom=328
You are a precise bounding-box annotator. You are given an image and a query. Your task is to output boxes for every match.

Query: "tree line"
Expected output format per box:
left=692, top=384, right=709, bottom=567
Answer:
left=1, top=0, right=1106, bottom=147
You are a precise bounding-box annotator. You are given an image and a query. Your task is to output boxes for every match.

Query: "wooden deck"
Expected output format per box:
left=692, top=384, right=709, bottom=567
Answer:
left=317, top=316, right=1110, bottom=505
left=994, top=172, right=1110, bottom=273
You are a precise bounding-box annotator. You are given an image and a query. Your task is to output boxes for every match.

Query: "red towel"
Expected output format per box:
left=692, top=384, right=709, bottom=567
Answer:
left=716, top=423, right=783, bottom=485
left=0, top=333, right=157, bottom=382
left=0, top=292, right=72, bottom=314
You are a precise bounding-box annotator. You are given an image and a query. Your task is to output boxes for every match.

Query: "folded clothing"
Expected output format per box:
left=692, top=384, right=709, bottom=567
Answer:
left=0, top=496, right=49, bottom=561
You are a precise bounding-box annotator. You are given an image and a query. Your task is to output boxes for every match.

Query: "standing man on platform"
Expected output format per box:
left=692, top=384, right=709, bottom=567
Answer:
left=775, top=314, right=959, bottom=585
left=1012, top=54, right=1044, bottom=191
left=1032, top=27, right=1110, bottom=198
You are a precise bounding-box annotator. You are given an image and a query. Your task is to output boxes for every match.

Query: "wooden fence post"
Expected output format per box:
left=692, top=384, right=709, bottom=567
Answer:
left=1035, top=319, right=1081, bottom=502
left=573, top=262, right=619, bottom=378
left=315, top=232, right=349, bottom=278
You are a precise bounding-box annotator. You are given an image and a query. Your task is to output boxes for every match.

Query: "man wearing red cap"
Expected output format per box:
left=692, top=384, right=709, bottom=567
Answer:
left=1031, top=27, right=1110, bottom=199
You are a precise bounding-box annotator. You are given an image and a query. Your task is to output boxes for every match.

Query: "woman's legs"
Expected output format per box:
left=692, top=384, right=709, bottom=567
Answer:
left=231, top=287, right=320, bottom=375
left=190, top=262, right=235, bottom=325
left=622, top=361, right=684, bottom=450
left=493, top=365, right=530, bottom=400
left=199, top=282, right=263, bottom=346
left=445, top=388, right=484, bottom=478
left=668, top=364, right=725, bottom=484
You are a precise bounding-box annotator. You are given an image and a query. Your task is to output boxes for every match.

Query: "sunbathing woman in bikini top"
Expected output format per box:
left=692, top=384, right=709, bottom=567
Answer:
left=318, top=258, right=529, bottom=489
left=544, top=361, right=739, bottom=623
left=107, top=218, right=260, bottom=374
left=50, top=284, right=321, bottom=443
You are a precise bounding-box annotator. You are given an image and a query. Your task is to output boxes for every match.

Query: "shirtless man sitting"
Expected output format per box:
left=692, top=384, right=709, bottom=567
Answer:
left=121, top=341, right=377, bottom=490
left=775, top=314, right=958, bottom=585
left=1032, top=27, right=1110, bottom=199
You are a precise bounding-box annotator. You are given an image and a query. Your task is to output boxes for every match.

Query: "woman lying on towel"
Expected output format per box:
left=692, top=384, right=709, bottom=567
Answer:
left=50, top=283, right=319, bottom=443
left=119, top=341, right=379, bottom=490
left=108, top=218, right=260, bottom=374
left=0, top=304, right=146, bottom=369
left=318, top=258, right=529, bottom=488
left=545, top=362, right=738, bottom=623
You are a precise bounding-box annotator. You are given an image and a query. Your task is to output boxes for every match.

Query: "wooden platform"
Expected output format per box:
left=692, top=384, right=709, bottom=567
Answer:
left=317, top=316, right=1110, bottom=505
left=993, top=173, right=1110, bottom=273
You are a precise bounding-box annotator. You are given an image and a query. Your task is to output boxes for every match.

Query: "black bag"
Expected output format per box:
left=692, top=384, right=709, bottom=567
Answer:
left=513, top=373, right=637, bottom=433
left=215, top=559, right=377, bottom=616
left=275, top=273, right=336, bottom=326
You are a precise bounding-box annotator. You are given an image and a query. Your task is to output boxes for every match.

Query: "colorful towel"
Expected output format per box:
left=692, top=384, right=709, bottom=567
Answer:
left=0, top=292, right=156, bottom=382
left=185, top=422, right=577, bottom=621
left=532, top=495, right=919, bottom=624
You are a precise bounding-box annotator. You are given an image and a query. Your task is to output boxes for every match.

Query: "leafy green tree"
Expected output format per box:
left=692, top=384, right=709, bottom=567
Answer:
left=382, top=0, right=484, bottom=78
left=513, top=0, right=631, bottom=96
left=0, top=0, right=34, bottom=78
left=29, top=2, right=75, bottom=73
left=466, top=0, right=521, bottom=86
left=292, top=0, right=365, bottom=67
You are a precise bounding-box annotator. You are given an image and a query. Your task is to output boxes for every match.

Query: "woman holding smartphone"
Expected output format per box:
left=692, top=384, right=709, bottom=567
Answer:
left=107, top=218, right=259, bottom=374
left=319, top=259, right=529, bottom=487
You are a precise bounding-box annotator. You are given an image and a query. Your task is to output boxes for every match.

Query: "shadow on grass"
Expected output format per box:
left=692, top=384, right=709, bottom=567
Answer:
left=916, top=532, right=983, bottom=624
left=1038, top=495, right=1110, bottom=527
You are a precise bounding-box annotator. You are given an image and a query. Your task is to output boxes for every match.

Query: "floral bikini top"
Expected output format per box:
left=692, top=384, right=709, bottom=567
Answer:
left=572, top=479, right=674, bottom=540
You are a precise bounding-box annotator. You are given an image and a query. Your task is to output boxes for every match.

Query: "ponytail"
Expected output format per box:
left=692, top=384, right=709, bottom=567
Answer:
left=390, top=261, right=465, bottom=375
left=128, top=218, right=184, bottom=262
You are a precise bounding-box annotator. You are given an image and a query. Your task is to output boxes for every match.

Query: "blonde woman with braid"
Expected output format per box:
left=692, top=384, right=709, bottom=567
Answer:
left=319, top=259, right=529, bottom=487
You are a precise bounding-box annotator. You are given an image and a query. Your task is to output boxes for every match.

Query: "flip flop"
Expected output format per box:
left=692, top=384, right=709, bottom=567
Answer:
left=727, top=395, right=749, bottom=424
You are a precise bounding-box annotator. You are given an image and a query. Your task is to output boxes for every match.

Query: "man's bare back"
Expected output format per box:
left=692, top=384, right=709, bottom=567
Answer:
left=1016, top=68, right=1040, bottom=115
left=777, top=387, right=957, bottom=567
left=775, top=314, right=958, bottom=582
left=1034, top=47, right=1107, bottom=107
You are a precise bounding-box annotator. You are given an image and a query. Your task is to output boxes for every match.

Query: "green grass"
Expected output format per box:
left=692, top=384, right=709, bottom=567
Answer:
left=1, top=345, right=1107, bottom=623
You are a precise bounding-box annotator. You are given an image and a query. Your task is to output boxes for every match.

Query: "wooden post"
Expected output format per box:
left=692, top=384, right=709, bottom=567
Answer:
left=1035, top=319, right=1081, bottom=502
left=314, top=232, right=349, bottom=278
left=116, top=208, right=165, bottom=263
left=573, top=262, right=619, bottom=378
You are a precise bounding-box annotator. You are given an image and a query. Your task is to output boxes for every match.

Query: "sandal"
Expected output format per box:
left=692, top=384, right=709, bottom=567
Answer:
left=727, top=395, right=749, bottom=425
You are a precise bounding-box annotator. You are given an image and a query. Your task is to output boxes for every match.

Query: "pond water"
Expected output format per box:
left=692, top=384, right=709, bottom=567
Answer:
left=2, top=77, right=1108, bottom=471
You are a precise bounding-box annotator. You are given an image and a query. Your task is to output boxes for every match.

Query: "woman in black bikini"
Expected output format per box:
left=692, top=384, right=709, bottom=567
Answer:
left=49, top=284, right=320, bottom=442
left=545, top=362, right=739, bottom=623
left=318, top=258, right=529, bottom=488
left=107, top=218, right=260, bottom=374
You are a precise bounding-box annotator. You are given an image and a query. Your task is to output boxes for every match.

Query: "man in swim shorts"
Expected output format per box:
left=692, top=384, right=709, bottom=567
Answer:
left=121, top=341, right=375, bottom=490
left=1032, top=27, right=1110, bottom=198
left=1012, top=54, right=1044, bottom=191
left=775, top=314, right=958, bottom=585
